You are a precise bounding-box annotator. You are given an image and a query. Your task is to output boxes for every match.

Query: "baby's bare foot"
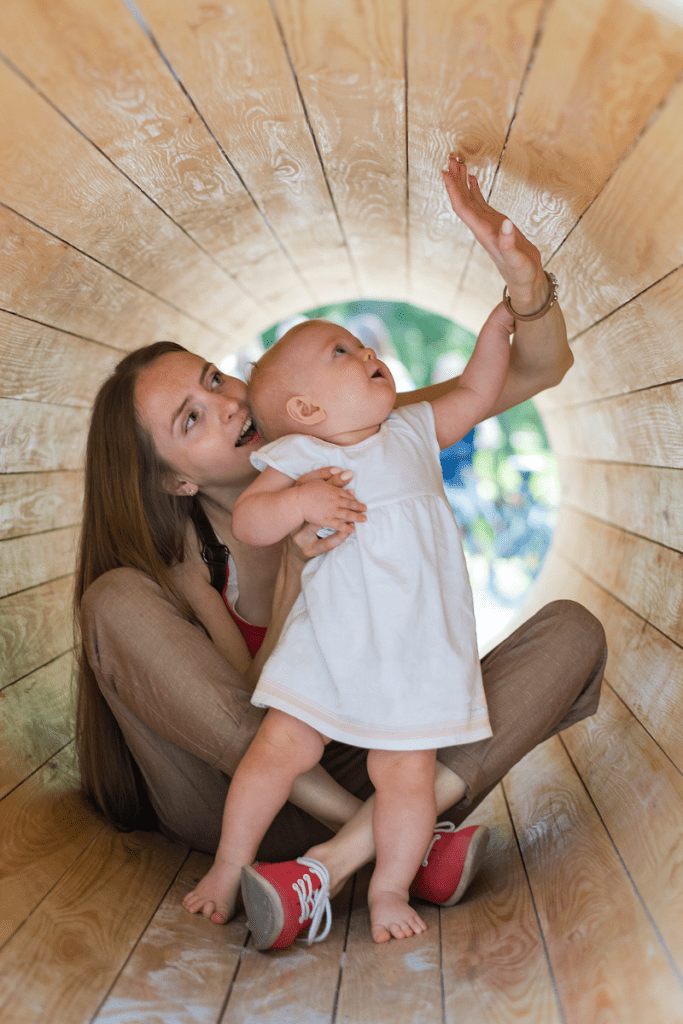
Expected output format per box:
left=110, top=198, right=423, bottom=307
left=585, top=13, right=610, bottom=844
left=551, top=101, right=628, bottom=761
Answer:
left=368, top=889, right=427, bottom=943
left=182, top=858, right=242, bottom=925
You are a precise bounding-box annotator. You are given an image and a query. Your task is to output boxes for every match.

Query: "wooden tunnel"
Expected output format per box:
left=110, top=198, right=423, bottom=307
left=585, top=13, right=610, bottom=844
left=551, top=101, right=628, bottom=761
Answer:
left=2, top=0, right=683, bottom=1020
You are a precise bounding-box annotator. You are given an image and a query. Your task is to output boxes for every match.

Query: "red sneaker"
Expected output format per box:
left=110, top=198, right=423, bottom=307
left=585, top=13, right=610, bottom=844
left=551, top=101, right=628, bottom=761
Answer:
left=241, top=856, right=332, bottom=951
left=410, top=822, right=490, bottom=906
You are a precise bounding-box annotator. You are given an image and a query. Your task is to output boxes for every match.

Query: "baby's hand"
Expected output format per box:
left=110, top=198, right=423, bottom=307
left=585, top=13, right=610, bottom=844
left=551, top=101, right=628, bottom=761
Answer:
left=295, top=479, right=367, bottom=535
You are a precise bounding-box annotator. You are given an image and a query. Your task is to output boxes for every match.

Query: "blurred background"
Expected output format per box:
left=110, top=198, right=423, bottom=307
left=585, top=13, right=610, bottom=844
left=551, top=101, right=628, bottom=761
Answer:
left=221, top=301, right=558, bottom=649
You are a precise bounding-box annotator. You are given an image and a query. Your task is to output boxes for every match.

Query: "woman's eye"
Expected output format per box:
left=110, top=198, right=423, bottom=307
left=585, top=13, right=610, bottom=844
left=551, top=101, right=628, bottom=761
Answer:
left=210, top=370, right=222, bottom=388
left=185, top=410, right=198, bottom=432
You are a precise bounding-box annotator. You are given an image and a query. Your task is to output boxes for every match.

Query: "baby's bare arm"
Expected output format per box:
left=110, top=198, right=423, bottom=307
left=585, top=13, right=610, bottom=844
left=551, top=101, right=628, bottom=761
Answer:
left=233, top=466, right=367, bottom=547
left=430, top=302, right=513, bottom=450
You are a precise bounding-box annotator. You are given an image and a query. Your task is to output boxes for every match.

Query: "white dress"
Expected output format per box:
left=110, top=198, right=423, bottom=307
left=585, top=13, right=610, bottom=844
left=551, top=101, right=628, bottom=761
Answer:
left=249, top=402, right=492, bottom=751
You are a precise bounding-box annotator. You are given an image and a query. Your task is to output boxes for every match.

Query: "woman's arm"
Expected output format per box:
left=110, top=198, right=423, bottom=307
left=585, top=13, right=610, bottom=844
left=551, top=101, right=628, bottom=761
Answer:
left=395, top=154, right=571, bottom=415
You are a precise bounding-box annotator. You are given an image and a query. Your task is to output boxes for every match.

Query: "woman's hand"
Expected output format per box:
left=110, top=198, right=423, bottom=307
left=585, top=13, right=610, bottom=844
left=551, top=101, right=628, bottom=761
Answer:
left=442, top=153, right=548, bottom=310
left=291, top=466, right=361, bottom=559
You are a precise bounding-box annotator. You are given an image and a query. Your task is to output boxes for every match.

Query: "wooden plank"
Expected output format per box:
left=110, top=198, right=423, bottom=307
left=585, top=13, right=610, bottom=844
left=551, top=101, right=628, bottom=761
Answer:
left=504, top=736, right=683, bottom=1024
left=0, top=825, right=187, bottom=1024
left=0, top=208, right=227, bottom=359
left=558, top=458, right=683, bottom=551
left=0, top=526, right=78, bottom=599
left=563, top=685, right=683, bottom=974
left=441, top=786, right=562, bottom=1024
left=551, top=506, right=683, bottom=647
left=0, top=576, right=73, bottom=685
left=92, top=850, right=246, bottom=1024
left=406, top=0, right=544, bottom=319
left=547, top=77, right=683, bottom=335
left=0, top=59, right=259, bottom=337
left=540, top=267, right=683, bottom=408
left=334, top=864, right=442, bottom=1022
left=275, top=0, right=407, bottom=299
left=0, top=744, right=103, bottom=946
left=136, top=0, right=357, bottom=305
left=527, top=551, right=683, bottom=773
left=0, top=0, right=310, bottom=318
left=225, top=879, right=352, bottom=1023
left=0, top=312, right=120, bottom=405
left=542, top=379, right=683, bottom=468
left=463, top=0, right=683, bottom=314
left=0, top=397, right=89, bottom=472
left=0, top=652, right=75, bottom=800
left=0, top=471, right=83, bottom=541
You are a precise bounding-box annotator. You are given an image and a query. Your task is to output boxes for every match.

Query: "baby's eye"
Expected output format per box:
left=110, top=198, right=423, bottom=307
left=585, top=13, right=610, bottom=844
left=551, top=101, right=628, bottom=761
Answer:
left=334, top=345, right=346, bottom=355
left=184, top=410, right=198, bottom=432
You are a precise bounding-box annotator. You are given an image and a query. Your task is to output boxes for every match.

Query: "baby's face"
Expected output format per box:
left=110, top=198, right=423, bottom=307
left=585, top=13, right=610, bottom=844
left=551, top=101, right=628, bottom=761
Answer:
left=281, top=321, right=396, bottom=437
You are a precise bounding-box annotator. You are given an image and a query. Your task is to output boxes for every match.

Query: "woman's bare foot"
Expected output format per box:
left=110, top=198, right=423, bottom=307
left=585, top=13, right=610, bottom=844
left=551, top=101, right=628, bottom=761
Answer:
left=182, top=857, right=242, bottom=925
left=368, top=889, right=427, bottom=943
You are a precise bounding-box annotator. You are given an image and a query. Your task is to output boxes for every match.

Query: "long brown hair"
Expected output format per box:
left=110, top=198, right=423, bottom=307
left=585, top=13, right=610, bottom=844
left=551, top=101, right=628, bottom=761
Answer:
left=74, top=342, right=198, bottom=831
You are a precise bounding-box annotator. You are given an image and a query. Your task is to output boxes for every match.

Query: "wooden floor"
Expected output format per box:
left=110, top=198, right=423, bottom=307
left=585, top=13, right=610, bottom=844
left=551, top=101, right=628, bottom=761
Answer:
left=2, top=701, right=683, bottom=1024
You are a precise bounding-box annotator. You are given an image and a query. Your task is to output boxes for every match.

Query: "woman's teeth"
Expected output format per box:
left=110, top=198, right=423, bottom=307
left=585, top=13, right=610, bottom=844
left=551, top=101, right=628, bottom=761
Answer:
left=235, top=415, right=257, bottom=447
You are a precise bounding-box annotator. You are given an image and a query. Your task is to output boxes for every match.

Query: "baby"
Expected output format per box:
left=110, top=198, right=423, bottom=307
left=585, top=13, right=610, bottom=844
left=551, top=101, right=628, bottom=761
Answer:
left=187, top=302, right=513, bottom=945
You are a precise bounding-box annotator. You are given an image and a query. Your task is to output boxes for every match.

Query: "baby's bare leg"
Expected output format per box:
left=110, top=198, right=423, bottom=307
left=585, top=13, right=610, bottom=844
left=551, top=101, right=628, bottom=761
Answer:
left=365, top=748, right=437, bottom=943
left=182, top=709, right=325, bottom=924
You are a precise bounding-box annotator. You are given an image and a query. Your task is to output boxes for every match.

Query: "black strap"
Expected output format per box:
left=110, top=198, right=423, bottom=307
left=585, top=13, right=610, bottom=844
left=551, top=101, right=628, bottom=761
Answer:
left=188, top=498, right=229, bottom=596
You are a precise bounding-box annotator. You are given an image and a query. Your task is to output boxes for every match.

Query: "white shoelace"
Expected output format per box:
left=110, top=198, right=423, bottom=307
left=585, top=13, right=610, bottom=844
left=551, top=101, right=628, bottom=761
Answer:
left=293, top=857, right=332, bottom=945
left=421, top=820, right=456, bottom=867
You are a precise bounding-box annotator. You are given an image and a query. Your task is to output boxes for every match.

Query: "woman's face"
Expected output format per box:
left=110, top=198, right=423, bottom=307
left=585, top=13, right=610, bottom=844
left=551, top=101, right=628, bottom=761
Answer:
left=135, top=350, right=261, bottom=494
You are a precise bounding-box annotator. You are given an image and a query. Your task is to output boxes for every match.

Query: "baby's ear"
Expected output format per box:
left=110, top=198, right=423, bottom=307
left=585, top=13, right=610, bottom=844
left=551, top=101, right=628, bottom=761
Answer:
left=286, top=395, right=327, bottom=426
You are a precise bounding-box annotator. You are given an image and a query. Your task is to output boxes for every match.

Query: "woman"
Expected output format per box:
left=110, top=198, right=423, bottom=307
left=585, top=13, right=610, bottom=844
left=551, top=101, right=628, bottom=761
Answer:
left=75, top=157, right=607, bottom=946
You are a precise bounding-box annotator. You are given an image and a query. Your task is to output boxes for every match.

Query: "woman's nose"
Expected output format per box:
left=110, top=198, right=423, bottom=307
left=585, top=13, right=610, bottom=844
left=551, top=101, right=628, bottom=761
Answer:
left=215, top=393, right=241, bottom=421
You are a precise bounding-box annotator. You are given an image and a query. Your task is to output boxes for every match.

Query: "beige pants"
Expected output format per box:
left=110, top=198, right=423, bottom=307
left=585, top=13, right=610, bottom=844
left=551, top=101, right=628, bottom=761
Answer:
left=82, top=568, right=606, bottom=859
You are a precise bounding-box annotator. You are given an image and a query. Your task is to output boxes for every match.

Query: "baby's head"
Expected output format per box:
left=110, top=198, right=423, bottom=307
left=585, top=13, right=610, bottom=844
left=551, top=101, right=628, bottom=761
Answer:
left=248, top=319, right=396, bottom=442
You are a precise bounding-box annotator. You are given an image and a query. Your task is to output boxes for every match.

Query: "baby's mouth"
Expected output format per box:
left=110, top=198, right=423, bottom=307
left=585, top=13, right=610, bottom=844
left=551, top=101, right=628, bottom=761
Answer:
left=372, top=369, right=384, bottom=378
left=235, top=415, right=258, bottom=447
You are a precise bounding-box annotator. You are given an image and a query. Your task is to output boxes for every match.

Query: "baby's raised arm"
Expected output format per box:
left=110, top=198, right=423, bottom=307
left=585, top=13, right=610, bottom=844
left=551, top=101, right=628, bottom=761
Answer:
left=233, top=467, right=367, bottom=547
left=430, top=301, right=514, bottom=451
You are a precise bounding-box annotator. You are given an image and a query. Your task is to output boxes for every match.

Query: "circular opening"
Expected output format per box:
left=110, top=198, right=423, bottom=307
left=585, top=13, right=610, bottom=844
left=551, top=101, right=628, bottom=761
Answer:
left=222, top=300, right=558, bottom=647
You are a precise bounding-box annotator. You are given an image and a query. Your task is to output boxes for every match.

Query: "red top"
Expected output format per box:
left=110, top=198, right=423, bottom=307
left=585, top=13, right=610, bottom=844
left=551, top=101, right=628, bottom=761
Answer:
left=221, top=574, right=267, bottom=657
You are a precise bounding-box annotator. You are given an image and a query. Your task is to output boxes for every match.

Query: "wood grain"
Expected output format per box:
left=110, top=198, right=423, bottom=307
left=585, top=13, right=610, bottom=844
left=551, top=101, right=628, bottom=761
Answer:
left=406, top=0, right=544, bottom=318
left=0, top=59, right=259, bottom=338
left=505, top=737, right=683, bottom=1024
left=472, top=0, right=683, bottom=266
left=441, top=786, right=562, bottom=1024
left=91, top=849, right=250, bottom=1024
left=525, top=550, right=683, bottom=773
left=0, top=471, right=83, bottom=541
left=0, top=312, right=120, bottom=405
left=559, top=458, right=683, bottom=551
left=0, top=0, right=309, bottom=318
left=0, top=526, right=78, bottom=599
left=137, top=0, right=357, bottom=306
left=540, top=267, right=683, bottom=409
left=225, top=879, right=353, bottom=1023
left=547, top=77, right=683, bottom=335
left=0, top=575, right=73, bottom=686
left=563, top=685, right=683, bottom=974
left=0, top=651, right=75, bottom=800
left=0, top=208, right=227, bottom=360
left=334, top=864, right=442, bottom=1023
left=551, top=504, right=683, bottom=647
left=0, top=398, right=89, bottom=473
left=0, top=743, right=103, bottom=945
left=0, top=824, right=187, bottom=1024
left=275, top=0, right=407, bottom=300
left=542, top=379, right=683, bottom=468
